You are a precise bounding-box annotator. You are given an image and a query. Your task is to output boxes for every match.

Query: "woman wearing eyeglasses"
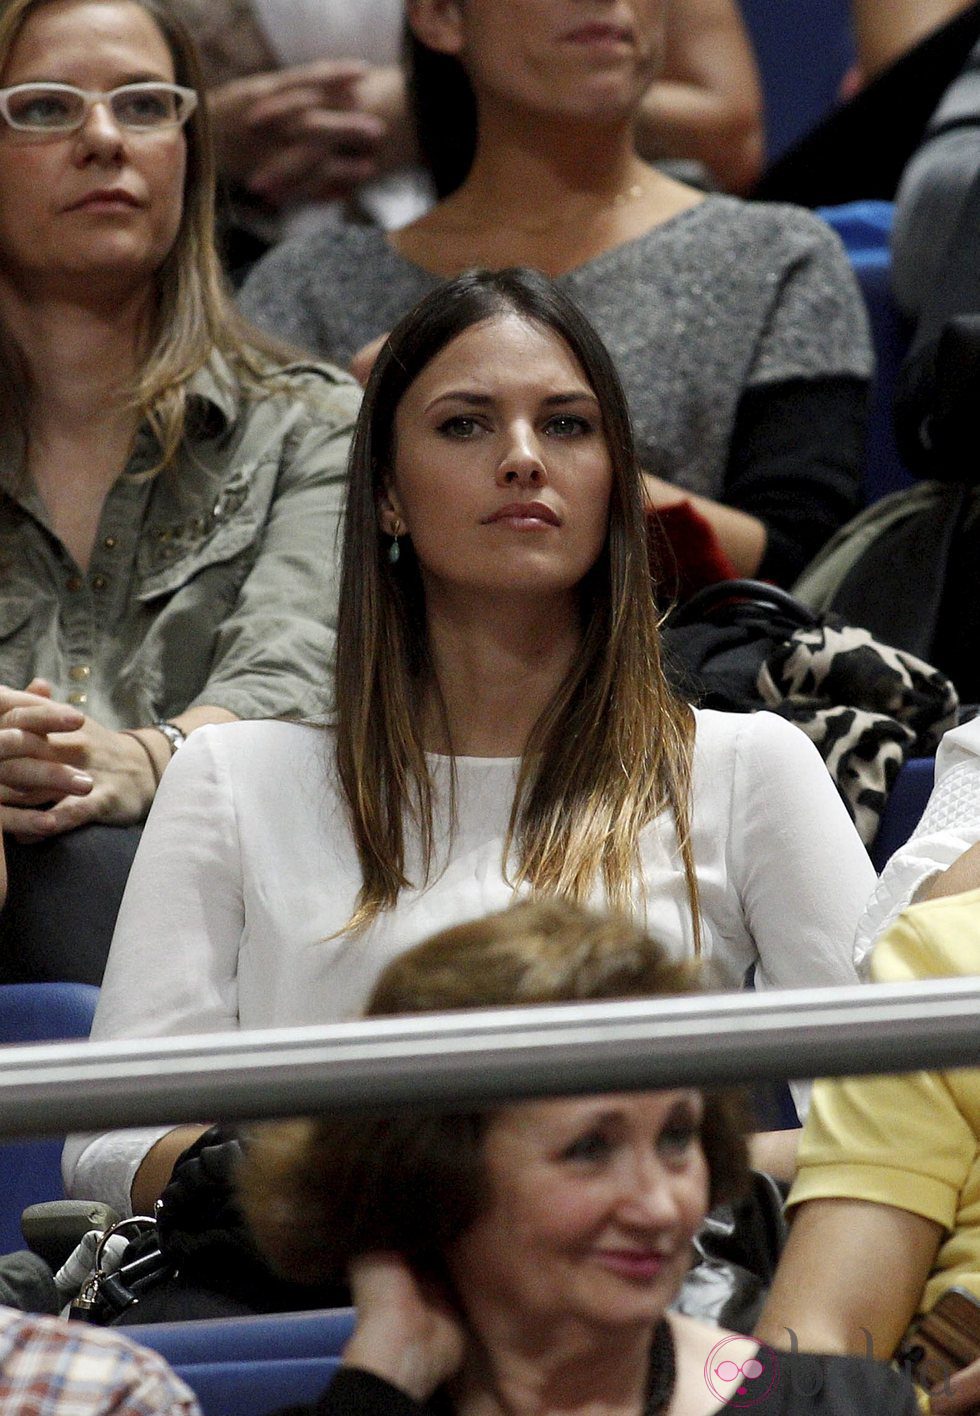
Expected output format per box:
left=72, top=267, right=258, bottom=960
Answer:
left=0, top=0, right=359, bottom=986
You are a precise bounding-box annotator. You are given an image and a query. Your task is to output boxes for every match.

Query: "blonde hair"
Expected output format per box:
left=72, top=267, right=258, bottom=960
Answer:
left=335, top=269, right=701, bottom=946
left=0, top=0, right=293, bottom=468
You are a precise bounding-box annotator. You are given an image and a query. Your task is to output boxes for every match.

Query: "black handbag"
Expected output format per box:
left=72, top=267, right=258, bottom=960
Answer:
left=663, top=578, right=958, bottom=844
left=75, top=1126, right=345, bottom=1326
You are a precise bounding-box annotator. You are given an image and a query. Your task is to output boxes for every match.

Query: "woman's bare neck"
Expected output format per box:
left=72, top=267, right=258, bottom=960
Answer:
left=393, top=114, right=703, bottom=279
left=0, top=282, right=147, bottom=435
left=453, top=1316, right=653, bottom=1416
left=423, top=593, right=582, bottom=759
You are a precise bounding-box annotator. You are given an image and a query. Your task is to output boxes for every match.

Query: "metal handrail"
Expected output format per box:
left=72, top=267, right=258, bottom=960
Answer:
left=1, top=978, right=979, bottom=1138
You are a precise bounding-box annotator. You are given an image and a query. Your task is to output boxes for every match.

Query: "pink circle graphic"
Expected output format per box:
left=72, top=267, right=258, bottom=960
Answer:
left=703, top=1336, right=780, bottom=1408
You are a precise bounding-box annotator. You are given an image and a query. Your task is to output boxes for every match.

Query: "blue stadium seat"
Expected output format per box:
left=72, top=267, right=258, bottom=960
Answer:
left=120, top=1310, right=357, bottom=1416
left=870, top=756, right=936, bottom=872
left=818, top=201, right=916, bottom=504
left=737, top=0, right=855, bottom=161
left=172, top=1357, right=340, bottom=1416
left=122, top=1307, right=355, bottom=1365
left=0, top=982, right=99, bottom=1254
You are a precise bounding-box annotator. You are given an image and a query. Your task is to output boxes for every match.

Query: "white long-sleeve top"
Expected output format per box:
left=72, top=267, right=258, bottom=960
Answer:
left=857, top=717, right=980, bottom=956
left=63, top=708, right=874, bottom=1213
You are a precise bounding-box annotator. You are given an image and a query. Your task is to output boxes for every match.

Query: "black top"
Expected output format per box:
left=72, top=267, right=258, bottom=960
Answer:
left=273, top=1350, right=920, bottom=1416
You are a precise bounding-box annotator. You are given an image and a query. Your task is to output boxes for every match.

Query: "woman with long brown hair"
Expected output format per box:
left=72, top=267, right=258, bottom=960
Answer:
left=63, top=268, right=874, bottom=1220
left=0, top=0, right=358, bottom=984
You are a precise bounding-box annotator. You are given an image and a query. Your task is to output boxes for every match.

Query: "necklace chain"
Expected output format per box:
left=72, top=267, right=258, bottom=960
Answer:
left=647, top=1317, right=676, bottom=1415
left=505, top=178, right=650, bottom=236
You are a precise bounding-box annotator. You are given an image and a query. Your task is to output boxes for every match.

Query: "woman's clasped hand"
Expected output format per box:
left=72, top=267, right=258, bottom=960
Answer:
left=0, top=682, right=92, bottom=836
left=0, top=678, right=167, bottom=840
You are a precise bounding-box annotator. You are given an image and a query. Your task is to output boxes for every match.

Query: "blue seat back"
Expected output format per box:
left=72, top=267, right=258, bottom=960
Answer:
left=737, top=0, right=855, bottom=160
left=870, top=756, right=936, bottom=872
left=173, top=1356, right=340, bottom=1416
left=0, top=982, right=99, bottom=1254
left=121, top=1307, right=356, bottom=1365
left=818, top=201, right=916, bottom=504
left=121, top=1310, right=357, bottom=1416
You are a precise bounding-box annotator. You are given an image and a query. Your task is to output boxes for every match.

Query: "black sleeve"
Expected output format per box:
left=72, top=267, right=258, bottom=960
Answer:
left=292, top=1368, right=429, bottom=1416
left=755, top=1351, right=920, bottom=1414
left=724, top=375, right=868, bottom=586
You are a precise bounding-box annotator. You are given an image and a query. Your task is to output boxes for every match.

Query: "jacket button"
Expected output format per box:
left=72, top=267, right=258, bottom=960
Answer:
left=67, top=692, right=88, bottom=707
left=92, top=575, right=108, bottom=591
left=68, top=665, right=91, bottom=682
left=103, top=535, right=117, bottom=550
left=66, top=575, right=83, bottom=593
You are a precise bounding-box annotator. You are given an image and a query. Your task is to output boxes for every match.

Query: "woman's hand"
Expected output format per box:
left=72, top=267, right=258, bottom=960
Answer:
left=208, top=60, right=399, bottom=209
left=931, top=1356, right=980, bottom=1413
left=642, top=472, right=767, bottom=578
left=0, top=680, right=158, bottom=840
left=350, top=332, right=389, bottom=387
left=0, top=681, right=93, bottom=838
left=343, top=1251, right=467, bottom=1403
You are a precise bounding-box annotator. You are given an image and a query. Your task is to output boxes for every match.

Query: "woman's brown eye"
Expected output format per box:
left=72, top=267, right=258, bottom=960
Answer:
left=659, top=1118, right=700, bottom=1158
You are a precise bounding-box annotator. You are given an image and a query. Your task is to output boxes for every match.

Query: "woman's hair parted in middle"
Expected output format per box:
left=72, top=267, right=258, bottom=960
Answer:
left=334, top=267, right=700, bottom=939
left=0, top=0, right=299, bottom=474
left=241, top=898, right=748, bottom=1285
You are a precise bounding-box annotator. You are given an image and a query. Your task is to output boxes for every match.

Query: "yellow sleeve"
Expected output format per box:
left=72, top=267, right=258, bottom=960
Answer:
left=788, top=897, right=980, bottom=1229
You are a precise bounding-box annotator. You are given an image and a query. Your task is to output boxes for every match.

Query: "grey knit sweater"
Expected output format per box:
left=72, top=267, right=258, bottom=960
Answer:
left=240, top=196, right=873, bottom=576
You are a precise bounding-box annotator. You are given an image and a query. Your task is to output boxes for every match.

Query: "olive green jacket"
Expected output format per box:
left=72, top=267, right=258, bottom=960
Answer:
left=0, top=355, right=359, bottom=729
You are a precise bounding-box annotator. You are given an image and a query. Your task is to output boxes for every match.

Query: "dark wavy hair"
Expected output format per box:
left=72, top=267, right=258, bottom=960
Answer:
left=241, top=899, right=748, bottom=1284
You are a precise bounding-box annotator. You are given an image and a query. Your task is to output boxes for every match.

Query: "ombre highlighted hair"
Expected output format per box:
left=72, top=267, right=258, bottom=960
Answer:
left=335, top=267, right=701, bottom=945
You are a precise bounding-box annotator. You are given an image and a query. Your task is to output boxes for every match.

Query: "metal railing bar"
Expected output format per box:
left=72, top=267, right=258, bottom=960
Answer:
left=0, top=978, right=977, bottom=1138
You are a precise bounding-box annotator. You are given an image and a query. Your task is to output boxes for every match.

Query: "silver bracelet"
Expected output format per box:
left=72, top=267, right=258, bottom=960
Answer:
left=153, top=720, right=187, bottom=755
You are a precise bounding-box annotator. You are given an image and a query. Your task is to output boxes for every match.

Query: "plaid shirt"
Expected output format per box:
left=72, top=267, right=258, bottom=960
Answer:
left=0, top=1306, right=200, bottom=1415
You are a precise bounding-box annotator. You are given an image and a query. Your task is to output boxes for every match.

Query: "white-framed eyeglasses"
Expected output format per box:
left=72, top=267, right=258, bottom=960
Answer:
left=0, top=82, right=198, bottom=134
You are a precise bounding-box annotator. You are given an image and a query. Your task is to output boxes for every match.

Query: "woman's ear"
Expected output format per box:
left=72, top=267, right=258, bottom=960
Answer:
left=378, top=486, right=406, bottom=537
left=407, top=0, right=465, bottom=56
